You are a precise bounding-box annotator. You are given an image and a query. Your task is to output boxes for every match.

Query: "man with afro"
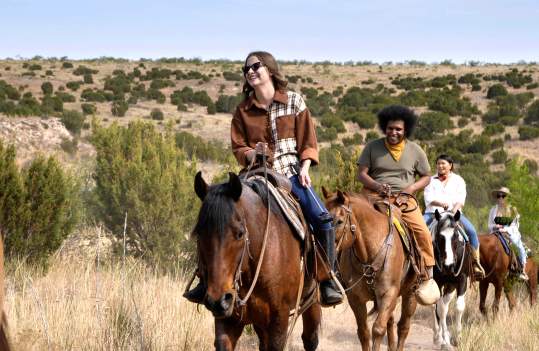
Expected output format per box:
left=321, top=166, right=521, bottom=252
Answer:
left=356, top=105, right=438, bottom=304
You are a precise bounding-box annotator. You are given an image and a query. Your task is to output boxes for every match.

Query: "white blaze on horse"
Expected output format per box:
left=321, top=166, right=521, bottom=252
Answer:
left=430, top=210, right=470, bottom=349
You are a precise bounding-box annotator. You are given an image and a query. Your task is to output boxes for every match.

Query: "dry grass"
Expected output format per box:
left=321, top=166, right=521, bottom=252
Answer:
left=3, top=226, right=539, bottom=350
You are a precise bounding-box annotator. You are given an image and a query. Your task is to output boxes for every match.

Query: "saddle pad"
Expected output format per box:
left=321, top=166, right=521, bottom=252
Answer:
left=250, top=176, right=306, bottom=240
left=392, top=216, right=411, bottom=253
left=495, top=231, right=512, bottom=256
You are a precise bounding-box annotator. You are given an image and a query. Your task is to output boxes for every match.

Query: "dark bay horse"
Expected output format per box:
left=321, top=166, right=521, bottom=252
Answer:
left=323, top=189, right=418, bottom=351
left=478, top=233, right=537, bottom=316
left=193, top=172, right=321, bottom=351
left=430, top=210, right=470, bottom=349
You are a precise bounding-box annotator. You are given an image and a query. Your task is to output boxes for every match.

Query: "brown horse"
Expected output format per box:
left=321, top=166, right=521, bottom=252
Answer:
left=478, top=233, right=537, bottom=316
left=0, top=231, right=10, bottom=351
left=323, top=189, right=418, bottom=351
left=193, top=172, right=321, bottom=351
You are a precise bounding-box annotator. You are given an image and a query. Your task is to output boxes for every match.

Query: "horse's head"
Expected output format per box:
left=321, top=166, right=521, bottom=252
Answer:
left=322, top=187, right=357, bottom=251
left=433, top=209, right=464, bottom=274
left=193, top=171, right=246, bottom=318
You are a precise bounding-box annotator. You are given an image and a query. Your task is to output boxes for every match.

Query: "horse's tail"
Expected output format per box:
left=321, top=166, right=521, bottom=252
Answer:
left=0, top=312, right=11, bottom=351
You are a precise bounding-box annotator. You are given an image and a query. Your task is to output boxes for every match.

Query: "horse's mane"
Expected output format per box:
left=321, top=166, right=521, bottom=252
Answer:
left=193, top=179, right=285, bottom=238
left=193, top=183, right=235, bottom=238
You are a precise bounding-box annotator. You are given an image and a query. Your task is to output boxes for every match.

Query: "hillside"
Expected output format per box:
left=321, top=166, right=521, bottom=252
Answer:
left=1, top=58, right=538, bottom=170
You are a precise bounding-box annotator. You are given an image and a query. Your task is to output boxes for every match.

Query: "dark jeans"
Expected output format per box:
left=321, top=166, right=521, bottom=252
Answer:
left=424, top=212, right=479, bottom=249
left=289, top=175, right=332, bottom=232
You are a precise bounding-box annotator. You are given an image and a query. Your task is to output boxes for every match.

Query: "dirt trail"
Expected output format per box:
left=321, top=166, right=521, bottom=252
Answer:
left=238, top=302, right=440, bottom=350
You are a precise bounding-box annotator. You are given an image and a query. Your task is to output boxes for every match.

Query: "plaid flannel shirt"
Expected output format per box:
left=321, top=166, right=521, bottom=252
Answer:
left=231, top=90, right=319, bottom=178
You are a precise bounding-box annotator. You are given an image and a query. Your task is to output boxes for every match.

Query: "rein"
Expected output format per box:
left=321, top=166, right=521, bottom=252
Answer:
left=236, top=151, right=271, bottom=306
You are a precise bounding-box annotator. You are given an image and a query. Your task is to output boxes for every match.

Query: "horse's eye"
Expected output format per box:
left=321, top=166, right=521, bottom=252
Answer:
left=335, top=218, right=344, bottom=226
left=236, top=228, right=246, bottom=240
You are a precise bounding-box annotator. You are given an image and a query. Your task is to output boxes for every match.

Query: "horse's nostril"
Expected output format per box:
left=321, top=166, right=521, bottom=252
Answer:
left=220, top=292, right=234, bottom=310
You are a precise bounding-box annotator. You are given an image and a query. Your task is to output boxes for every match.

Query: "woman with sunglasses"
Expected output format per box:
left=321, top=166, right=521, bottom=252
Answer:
left=423, top=154, right=485, bottom=279
left=185, top=51, right=343, bottom=306
left=488, top=186, right=528, bottom=280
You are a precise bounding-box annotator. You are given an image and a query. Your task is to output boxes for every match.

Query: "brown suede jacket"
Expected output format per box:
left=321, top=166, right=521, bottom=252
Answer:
left=230, top=90, right=319, bottom=175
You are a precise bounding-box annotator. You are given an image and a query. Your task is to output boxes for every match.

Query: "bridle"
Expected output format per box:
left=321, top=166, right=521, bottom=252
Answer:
left=433, top=215, right=466, bottom=277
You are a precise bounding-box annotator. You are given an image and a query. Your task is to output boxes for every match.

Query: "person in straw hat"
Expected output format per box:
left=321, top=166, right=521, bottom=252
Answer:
left=488, top=186, right=528, bottom=280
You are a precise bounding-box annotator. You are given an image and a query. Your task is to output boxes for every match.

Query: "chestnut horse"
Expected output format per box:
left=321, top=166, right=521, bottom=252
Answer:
left=323, top=189, right=418, bottom=351
left=478, top=233, right=537, bottom=316
left=193, top=172, right=321, bottom=351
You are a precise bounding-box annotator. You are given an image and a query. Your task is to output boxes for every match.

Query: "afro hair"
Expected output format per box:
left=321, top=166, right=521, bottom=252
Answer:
left=377, top=105, right=418, bottom=138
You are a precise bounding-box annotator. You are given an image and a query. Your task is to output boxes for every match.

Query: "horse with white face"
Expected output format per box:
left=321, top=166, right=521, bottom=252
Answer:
left=430, top=210, right=471, bottom=349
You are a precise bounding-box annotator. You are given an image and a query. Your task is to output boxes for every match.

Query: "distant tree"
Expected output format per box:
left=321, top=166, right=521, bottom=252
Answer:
left=487, top=84, right=508, bottom=99
left=61, top=110, right=85, bottom=135
left=41, top=82, right=53, bottom=95
left=150, top=108, right=164, bottom=120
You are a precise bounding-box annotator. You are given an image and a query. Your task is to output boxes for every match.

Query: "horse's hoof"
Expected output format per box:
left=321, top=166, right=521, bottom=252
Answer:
left=441, top=344, right=453, bottom=351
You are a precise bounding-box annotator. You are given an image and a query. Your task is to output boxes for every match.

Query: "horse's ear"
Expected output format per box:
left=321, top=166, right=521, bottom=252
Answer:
left=227, top=172, right=242, bottom=201
left=337, top=190, right=347, bottom=204
left=454, top=210, right=461, bottom=222
left=321, top=186, right=330, bottom=199
left=434, top=209, right=441, bottom=221
left=194, top=171, right=207, bottom=201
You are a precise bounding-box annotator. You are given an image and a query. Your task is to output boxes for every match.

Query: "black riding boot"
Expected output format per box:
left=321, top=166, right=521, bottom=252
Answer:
left=317, top=227, right=344, bottom=306
left=183, top=276, right=206, bottom=304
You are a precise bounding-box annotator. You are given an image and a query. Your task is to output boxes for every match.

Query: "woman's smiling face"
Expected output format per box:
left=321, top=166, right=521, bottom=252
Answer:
left=244, top=55, right=272, bottom=88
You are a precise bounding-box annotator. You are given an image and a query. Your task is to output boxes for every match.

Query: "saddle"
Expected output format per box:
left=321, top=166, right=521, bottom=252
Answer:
left=363, top=193, right=423, bottom=277
left=494, top=230, right=522, bottom=273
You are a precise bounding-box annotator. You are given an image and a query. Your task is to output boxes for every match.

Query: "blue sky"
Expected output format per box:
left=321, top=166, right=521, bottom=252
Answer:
left=1, top=0, right=538, bottom=63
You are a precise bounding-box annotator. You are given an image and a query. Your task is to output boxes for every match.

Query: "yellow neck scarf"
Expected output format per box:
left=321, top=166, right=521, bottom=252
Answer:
left=384, top=138, right=406, bottom=162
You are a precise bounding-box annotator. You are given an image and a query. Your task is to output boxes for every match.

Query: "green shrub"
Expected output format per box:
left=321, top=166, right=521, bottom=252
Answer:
left=60, top=136, right=78, bottom=155
left=111, top=99, right=129, bottom=117
left=222, top=71, right=242, bottom=81
left=81, top=103, right=96, bottom=115
left=83, top=74, right=93, bottom=84
left=45, top=70, right=53, bottom=76
left=0, top=142, right=80, bottom=264
left=487, top=84, right=508, bottom=99
left=91, top=121, right=198, bottom=264
left=28, top=64, right=42, bottom=71
left=55, top=91, right=76, bottom=103
left=483, top=123, right=505, bottom=136
left=526, top=83, right=538, bottom=90
left=518, top=126, right=539, bottom=140
left=342, top=133, right=363, bottom=146
left=41, top=82, right=53, bottom=95
left=365, top=131, right=380, bottom=143
left=491, top=149, right=508, bottom=164
left=41, top=95, right=63, bottom=115
left=207, top=102, right=216, bottom=114
left=525, top=100, right=539, bottom=126
left=150, top=108, right=164, bottom=120
left=66, top=81, right=83, bottom=91
left=62, top=62, right=74, bottom=69
left=61, top=110, right=85, bottom=135
left=316, top=126, right=338, bottom=142
left=415, top=111, right=454, bottom=140
left=215, top=94, right=242, bottom=113
left=81, top=88, right=107, bottom=102
left=73, top=65, right=98, bottom=76
left=320, top=113, right=346, bottom=133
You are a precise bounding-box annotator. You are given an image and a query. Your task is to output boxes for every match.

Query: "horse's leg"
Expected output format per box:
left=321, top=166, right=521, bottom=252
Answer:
left=492, top=280, right=503, bottom=316
left=348, top=293, right=370, bottom=351
left=505, top=289, right=516, bottom=311
left=372, top=288, right=399, bottom=351
left=397, top=290, right=417, bottom=351
left=253, top=325, right=269, bottom=351
left=301, top=303, right=321, bottom=351
left=432, top=300, right=442, bottom=347
left=437, top=290, right=455, bottom=347
left=266, top=311, right=290, bottom=351
left=479, top=280, right=489, bottom=316
left=214, top=319, right=244, bottom=351
left=386, top=314, right=397, bottom=351
left=454, top=292, right=466, bottom=345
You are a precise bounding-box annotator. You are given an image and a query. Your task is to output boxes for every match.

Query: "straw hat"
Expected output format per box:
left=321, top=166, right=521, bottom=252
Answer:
left=491, top=186, right=510, bottom=199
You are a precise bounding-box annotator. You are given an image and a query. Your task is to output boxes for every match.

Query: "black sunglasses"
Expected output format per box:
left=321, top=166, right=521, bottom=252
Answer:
left=497, top=193, right=506, bottom=198
left=242, top=62, right=264, bottom=75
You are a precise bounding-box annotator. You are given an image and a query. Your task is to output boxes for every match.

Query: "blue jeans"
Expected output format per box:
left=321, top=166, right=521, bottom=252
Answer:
left=423, top=212, right=479, bottom=250
left=290, top=175, right=332, bottom=232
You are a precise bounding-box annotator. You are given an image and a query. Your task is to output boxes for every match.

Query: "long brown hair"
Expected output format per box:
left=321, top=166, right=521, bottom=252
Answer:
left=242, top=51, right=288, bottom=99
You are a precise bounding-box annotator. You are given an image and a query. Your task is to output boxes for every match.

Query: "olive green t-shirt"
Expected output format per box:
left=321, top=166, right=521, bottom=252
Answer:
left=357, top=138, right=431, bottom=191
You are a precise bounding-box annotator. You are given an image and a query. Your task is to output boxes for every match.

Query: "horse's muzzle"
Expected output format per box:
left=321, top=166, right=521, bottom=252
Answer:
left=205, top=291, right=235, bottom=318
